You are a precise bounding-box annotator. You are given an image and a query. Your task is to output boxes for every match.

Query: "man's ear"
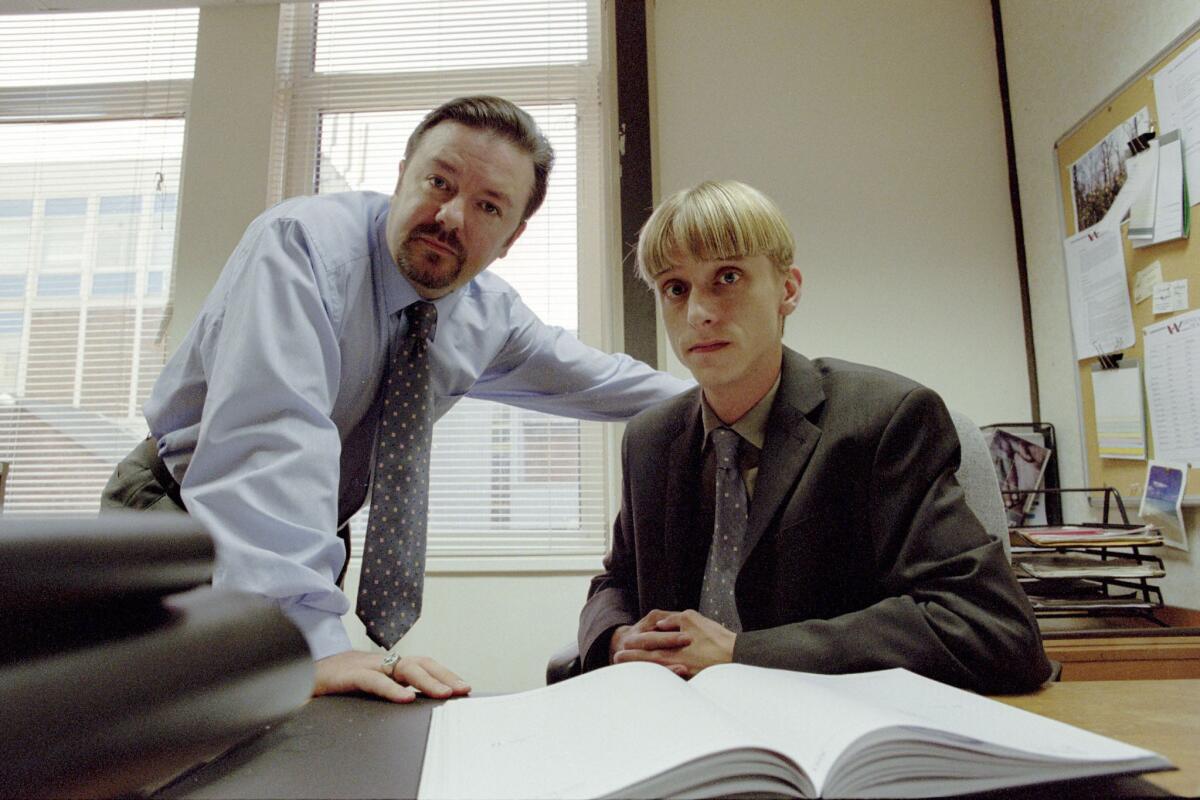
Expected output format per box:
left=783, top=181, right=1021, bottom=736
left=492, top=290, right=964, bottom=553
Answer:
left=498, top=219, right=528, bottom=259
left=779, top=266, right=802, bottom=317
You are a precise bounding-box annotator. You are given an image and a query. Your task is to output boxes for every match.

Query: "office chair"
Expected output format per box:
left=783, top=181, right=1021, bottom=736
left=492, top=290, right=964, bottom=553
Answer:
left=546, top=410, right=1030, bottom=685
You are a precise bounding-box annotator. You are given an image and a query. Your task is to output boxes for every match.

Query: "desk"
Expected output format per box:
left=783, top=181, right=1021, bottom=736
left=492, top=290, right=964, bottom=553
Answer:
left=1040, top=606, right=1200, bottom=680
left=995, top=679, right=1200, bottom=797
left=161, top=680, right=1200, bottom=799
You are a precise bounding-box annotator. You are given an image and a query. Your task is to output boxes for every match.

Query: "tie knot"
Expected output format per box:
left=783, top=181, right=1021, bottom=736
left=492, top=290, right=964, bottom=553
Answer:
left=710, top=426, right=741, bottom=467
left=405, top=301, right=437, bottom=342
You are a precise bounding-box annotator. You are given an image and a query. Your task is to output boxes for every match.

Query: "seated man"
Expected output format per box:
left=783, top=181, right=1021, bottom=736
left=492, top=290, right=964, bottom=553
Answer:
left=577, top=180, right=1051, bottom=693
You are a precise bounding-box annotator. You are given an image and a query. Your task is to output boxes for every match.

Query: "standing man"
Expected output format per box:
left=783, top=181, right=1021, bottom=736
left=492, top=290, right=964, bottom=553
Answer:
left=578, top=180, right=1050, bottom=693
left=103, top=96, right=689, bottom=703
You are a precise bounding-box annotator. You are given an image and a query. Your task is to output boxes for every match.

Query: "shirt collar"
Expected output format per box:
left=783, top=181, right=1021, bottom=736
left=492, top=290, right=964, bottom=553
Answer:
left=374, top=204, right=467, bottom=322
left=700, top=373, right=781, bottom=451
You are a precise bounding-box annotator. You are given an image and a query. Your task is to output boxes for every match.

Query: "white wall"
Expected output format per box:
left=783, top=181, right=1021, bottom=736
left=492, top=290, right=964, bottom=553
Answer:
left=343, top=566, right=589, bottom=693
left=173, top=4, right=278, bottom=352
left=1001, top=0, right=1200, bottom=608
left=650, top=0, right=1032, bottom=426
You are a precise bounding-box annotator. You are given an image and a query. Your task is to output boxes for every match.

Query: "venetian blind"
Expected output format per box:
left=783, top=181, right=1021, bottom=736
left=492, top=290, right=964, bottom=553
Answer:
left=271, top=0, right=611, bottom=559
left=0, top=9, right=196, bottom=514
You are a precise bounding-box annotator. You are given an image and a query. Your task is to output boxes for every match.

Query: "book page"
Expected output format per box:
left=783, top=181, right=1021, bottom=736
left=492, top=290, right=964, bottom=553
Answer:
left=418, top=662, right=783, bottom=800
left=688, top=664, right=909, bottom=791
left=689, top=664, right=1163, bottom=794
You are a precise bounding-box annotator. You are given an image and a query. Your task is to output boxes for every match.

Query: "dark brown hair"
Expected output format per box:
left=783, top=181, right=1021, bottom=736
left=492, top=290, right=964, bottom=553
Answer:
left=405, top=96, right=555, bottom=221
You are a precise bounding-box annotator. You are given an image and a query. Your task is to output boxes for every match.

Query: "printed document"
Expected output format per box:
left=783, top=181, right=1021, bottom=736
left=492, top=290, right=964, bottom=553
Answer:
left=1091, top=363, right=1146, bottom=460
left=1063, top=222, right=1136, bottom=360
left=1143, top=308, right=1200, bottom=464
left=1154, top=36, right=1200, bottom=205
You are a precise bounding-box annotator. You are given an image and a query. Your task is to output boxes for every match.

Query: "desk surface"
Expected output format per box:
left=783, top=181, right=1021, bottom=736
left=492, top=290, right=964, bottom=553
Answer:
left=995, top=679, right=1200, bottom=797
left=160, top=679, right=1200, bottom=799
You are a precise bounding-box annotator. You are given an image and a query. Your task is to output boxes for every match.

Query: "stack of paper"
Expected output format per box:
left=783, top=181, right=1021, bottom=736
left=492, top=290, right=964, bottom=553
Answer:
left=1013, top=525, right=1161, bottom=548
left=1127, top=130, right=1190, bottom=248
left=1014, top=552, right=1164, bottom=580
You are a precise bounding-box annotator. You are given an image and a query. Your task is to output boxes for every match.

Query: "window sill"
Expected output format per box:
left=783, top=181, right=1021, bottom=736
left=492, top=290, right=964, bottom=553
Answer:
left=348, top=552, right=606, bottom=576
left=425, top=553, right=605, bottom=575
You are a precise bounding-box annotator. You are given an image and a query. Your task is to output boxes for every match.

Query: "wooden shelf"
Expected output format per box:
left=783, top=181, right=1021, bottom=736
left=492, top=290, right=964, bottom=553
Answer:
left=1041, top=606, right=1200, bottom=680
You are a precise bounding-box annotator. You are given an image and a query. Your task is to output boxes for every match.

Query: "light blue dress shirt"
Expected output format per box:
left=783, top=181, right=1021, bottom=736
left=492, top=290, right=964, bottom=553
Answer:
left=145, top=191, right=690, bottom=659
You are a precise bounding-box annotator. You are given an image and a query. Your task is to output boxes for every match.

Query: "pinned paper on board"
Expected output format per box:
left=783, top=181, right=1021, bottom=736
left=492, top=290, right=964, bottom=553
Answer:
left=1130, top=129, right=1190, bottom=248
left=1068, top=107, right=1152, bottom=230
left=1143, top=308, right=1200, bottom=465
left=1139, top=460, right=1190, bottom=551
left=1154, top=35, right=1200, bottom=205
left=1133, top=260, right=1164, bottom=304
left=1090, top=363, right=1146, bottom=460
left=1062, top=223, right=1136, bottom=361
left=1152, top=279, right=1190, bottom=314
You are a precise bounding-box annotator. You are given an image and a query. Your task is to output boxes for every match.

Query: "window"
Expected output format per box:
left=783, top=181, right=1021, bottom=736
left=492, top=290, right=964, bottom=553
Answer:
left=274, top=1, right=610, bottom=562
left=36, top=274, right=82, bottom=298
left=145, top=271, right=166, bottom=296
left=95, top=195, right=143, bottom=269
left=91, top=272, right=138, bottom=297
left=0, top=9, right=196, bottom=513
left=0, top=311, right=22, bottom=395
left=0, top=276, right=25, bottom=300
left=0, top=200, right=33, bottom=273
left=40, top=198, right=87, bottom=272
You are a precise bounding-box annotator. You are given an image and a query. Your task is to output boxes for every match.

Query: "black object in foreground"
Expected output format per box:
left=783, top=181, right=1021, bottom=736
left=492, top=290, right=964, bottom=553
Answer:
left=0, top=513, right=314, bottom=798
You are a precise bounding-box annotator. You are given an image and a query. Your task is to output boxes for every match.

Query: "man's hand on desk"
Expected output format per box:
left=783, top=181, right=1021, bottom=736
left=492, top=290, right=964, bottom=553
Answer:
left=611, top=609, right=735, bottom=679
left=314, top=650, right=471, bottom=704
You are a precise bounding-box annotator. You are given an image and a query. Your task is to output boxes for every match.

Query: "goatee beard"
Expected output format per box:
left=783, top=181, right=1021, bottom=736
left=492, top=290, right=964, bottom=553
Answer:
left=398, top=225, right=466, bottom=291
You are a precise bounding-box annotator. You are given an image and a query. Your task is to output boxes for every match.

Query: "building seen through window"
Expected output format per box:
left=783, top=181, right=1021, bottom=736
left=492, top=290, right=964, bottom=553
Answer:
left=0, top=6, right=194, bottom=513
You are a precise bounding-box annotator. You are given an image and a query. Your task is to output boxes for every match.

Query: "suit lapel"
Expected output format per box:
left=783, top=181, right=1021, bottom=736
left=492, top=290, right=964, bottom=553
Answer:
left=662, top=394, right=707, bottom=608
left=741, top=349, right=826, bottom=568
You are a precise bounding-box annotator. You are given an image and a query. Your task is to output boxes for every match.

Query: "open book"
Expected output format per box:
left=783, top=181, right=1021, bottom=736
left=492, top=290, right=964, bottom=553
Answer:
left=417, top=662, right=1171, bottom=799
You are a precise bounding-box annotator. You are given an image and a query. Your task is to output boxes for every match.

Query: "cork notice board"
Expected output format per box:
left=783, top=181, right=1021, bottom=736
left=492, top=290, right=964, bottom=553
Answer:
left=1054, top=21, right=1200, bottom=505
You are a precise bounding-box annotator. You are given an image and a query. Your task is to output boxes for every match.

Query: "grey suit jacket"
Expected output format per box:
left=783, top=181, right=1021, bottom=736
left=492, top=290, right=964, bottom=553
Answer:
left=579, top=349, right=1051, bottom=693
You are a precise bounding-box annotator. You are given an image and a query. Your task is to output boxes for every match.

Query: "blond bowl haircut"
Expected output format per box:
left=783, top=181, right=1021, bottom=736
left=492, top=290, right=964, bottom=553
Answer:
left=636, top=180, right=795, bottom=289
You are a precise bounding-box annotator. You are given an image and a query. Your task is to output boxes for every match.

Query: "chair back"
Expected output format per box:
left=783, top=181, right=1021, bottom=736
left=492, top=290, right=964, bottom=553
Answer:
left=949, top=410, right=1010, bottom=561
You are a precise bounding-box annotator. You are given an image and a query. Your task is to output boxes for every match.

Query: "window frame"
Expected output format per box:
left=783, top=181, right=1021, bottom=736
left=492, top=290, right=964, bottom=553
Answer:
left=272, top=1, right=623, bottom=573
left=0, top=7, right=195, bottom=515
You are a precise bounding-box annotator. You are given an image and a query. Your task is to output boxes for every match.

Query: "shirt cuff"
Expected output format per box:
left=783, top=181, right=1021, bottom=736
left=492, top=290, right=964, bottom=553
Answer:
left=282, top=603, right=353, bottom=661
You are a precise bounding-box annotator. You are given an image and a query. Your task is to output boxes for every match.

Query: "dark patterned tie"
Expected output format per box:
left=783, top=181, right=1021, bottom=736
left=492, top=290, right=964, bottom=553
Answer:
left=356, top=300, right=438, bottom=649
left=698, top=427, right=747, bottom=632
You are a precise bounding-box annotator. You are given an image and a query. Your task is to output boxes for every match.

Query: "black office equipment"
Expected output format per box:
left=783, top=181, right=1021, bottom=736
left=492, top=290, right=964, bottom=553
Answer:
left=0, top=513, right=314, bottom=798
left=1009, top=487, right=1167, bottom=625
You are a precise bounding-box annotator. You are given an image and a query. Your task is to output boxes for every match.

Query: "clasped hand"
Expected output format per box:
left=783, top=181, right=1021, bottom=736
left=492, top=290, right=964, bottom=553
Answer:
left=314, top=650, right=471, bottom=704
left=609, top=609, right=735, bottom=678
